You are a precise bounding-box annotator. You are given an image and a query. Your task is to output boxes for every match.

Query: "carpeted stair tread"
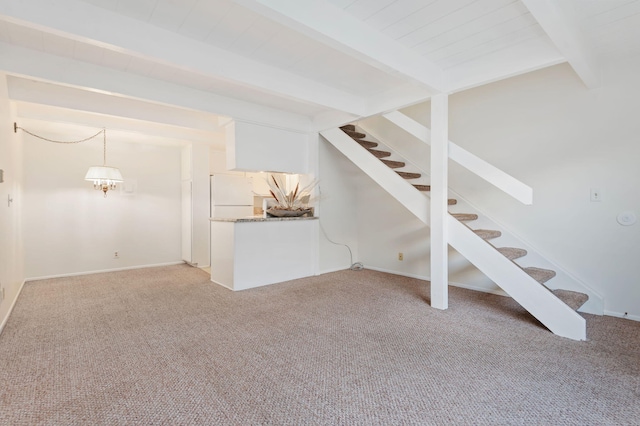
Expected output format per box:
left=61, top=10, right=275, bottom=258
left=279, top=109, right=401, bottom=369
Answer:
left=368, top=149, right=391, bottom=158
left=497, top=247, right=528, bottom=260
left=451, top=213, right=478, bottom=222
left=340, top=124, right=355, bottom=132
left=524, top=267, right=556, bottom=284
left=474, top=229, right=501, bottom=240
left=552, top=289, right=589, bottom=310
left=413, top=184, right=431, bottom=191
left=357, top=140, right=378, bottom=148
left=381, top=159, right=405, bottom=168
left=396, top=171, right=421, bottom=179
left=343, top=129, right=366, bottom=139
left=448, top=199, right=457, bottom=205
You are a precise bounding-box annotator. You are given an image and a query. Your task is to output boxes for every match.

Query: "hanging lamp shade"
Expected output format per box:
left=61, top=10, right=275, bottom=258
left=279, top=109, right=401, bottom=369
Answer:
left=84, top=129, right=124, bottom=197
left=84, top=166, right=123, bottom=182
left=85, top=165, right=124, bottom=196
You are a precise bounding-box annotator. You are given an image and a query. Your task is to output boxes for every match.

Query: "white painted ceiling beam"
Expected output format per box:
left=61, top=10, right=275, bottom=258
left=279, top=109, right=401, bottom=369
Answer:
left=311, top=83, right=433, bottom=131
left=17, top=116, right=215, bottom=148
left=311, top=110, right=359, bottom=133
left=8, top=76, right=221, bottom=134
left=14, top=101, right=223, bottom=147
left=0, top=43, right=313, bottom=132
left=366, top=84, right=433, bottom=117
left=445, top=37, right=566, bottom=93
left=521, top=0, right=599, bottom=88
left=234, top=0, right=445, bottom=94
left=0, top=0, right=366, bottom=116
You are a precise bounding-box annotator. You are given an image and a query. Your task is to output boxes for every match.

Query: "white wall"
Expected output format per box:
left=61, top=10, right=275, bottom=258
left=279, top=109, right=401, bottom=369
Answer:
left=356, top=182, right=431, bottom=279
left=318, top=135, right=361, bottom=273
left=0, top=74, right=25, bottom=332
left=22, top=129, right=183, bottom=279
left=355, top=61, right=640, bottom=319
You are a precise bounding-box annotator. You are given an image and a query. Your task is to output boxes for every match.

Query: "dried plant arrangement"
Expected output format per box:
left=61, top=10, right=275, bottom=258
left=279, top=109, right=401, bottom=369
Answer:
left=266, top=174, right=317, bottom=217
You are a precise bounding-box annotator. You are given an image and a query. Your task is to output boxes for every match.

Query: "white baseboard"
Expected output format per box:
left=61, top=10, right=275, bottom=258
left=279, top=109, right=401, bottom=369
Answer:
left=604, top=310, right=640, bottom=322
left=318, top=265, right=356, bottom=275
left=446, top=280, right=509, bottom=297
left=26, top=261, right=186, bottom=282
left=364, top=266, right=509, bottom=297
left=0, top=279, right=26, bottom=336
left=341, top=266, right=639, bottom=322
left=364, top=266, right=428, bottom=280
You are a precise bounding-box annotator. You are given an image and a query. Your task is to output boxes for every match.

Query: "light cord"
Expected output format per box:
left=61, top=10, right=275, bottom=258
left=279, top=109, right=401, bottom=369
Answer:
left=14, top=123, right=105, bottom=145
left=317, top=186, right=363, bottom=271
left=102, top=128, right=107, bottom=165
left=319, top=220, right=364, bottom=271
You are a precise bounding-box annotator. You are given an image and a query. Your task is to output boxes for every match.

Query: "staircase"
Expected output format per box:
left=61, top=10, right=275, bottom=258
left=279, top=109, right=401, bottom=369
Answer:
left=321, top=123, right=593, bottom=340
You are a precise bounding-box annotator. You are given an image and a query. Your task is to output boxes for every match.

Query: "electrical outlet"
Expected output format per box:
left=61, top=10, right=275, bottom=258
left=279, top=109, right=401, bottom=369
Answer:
left=398, top=252, right=404, bottom=261
left=114, top=251, right=119, bottom=259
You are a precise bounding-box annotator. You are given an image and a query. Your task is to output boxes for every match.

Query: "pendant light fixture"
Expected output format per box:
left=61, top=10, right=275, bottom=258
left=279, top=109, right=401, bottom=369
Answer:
left=84, top=128, right=123, bottom=197
left=14, top=123, right=124, bottom=197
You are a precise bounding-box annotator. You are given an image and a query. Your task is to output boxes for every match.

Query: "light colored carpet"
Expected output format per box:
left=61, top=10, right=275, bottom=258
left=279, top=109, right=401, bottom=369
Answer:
left=1, top=265, right=638, bottom=425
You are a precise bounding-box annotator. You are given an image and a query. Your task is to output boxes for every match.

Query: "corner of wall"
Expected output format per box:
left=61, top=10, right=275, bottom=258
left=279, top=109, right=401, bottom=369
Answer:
left=0, top=73, right=26, bottom=334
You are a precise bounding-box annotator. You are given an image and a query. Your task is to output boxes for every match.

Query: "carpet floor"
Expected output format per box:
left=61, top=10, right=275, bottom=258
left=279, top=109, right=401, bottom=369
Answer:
left=0, top=264, right=638, bottom=425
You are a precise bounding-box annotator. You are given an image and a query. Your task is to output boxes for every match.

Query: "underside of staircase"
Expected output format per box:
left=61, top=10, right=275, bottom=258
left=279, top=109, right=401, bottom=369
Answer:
left=321, top=124, right=590, bottom=340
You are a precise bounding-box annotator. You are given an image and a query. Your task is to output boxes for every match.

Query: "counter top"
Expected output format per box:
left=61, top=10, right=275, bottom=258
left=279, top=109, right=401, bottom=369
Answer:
left=210, top=216, right=318, bottom=223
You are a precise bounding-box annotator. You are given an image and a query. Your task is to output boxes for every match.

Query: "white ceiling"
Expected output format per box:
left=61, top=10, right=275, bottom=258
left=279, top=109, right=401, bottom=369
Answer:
left=1, top=0, right=640, bottom=139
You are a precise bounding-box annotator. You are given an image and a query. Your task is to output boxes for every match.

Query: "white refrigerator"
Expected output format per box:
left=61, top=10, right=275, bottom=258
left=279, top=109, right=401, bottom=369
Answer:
left=210, top=175, right=254, bottom=219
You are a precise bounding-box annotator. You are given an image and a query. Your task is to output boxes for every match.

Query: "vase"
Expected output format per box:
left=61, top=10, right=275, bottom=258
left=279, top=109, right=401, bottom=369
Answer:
left=266, top=207, right=312, bottom=217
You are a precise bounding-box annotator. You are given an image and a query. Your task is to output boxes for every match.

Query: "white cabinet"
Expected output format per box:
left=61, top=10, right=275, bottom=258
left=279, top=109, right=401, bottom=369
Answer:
left=210, top=218, right=318, bottom=290
left=225, top=121, right=309, bottom=173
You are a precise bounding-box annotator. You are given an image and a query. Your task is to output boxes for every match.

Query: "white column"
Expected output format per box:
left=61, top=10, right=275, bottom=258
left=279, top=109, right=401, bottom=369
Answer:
left=430, top=94, right=449, bottom=309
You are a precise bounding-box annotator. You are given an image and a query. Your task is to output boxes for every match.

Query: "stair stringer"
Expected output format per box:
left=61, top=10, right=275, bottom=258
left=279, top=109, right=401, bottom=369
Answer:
left=358, top=120, right=604, bottom=315
left=447, top=193, right=604, bottom=315
left=320, top=128, right=429, bottom=224
left=448, top=216, right=586, bottom=341
left=321, top=126, right=587, bottom=341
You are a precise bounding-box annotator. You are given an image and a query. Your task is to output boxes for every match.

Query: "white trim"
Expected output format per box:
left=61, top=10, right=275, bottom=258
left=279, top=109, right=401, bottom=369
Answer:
left=364, top=266, right=427, bottom=281
left=0, top=280, right=27, bottom=336
left=604, top=310, right=640, bottom=322
left=364, top=266, right=509, bottom=297
left=318, top=266, right=356, bottom=275
left=25, top=261, right=186, bottom=282
left=447, top=281, right=509, bottom=298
